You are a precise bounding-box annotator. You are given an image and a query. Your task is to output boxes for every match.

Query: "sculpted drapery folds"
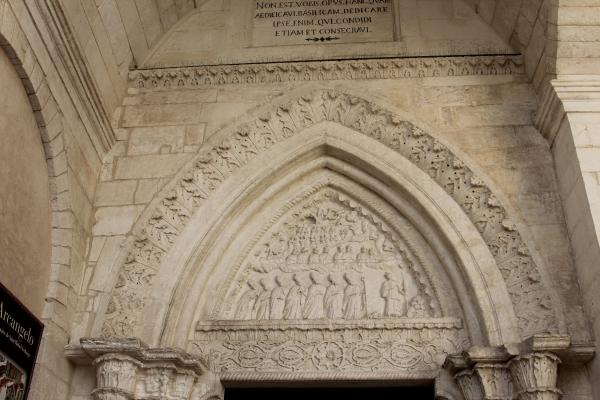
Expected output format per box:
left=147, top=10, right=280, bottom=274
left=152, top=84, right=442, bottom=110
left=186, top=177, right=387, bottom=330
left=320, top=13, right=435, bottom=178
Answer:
left=218, top=188, right=438, bottom=323
left=101, top=90, right=560, bottom=340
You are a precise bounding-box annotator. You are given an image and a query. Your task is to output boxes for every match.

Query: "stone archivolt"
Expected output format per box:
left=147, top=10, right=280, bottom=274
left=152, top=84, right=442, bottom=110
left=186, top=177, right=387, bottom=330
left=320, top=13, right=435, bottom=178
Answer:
left=101, top=89, right=559, bottom=341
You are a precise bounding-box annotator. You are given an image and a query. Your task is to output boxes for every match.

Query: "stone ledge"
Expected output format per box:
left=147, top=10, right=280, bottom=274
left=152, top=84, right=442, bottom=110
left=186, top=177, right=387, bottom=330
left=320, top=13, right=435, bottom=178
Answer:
left=128, top=55, right=525, bottom=91
left=196, top=317, right=463, bottom=331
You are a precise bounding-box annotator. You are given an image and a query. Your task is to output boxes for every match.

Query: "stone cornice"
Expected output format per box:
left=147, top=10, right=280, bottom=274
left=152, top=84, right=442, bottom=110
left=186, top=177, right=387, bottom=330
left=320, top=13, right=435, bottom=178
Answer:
left=128, top=55, right=525, bottom=90
left=536, top=78, right=600, bottom=145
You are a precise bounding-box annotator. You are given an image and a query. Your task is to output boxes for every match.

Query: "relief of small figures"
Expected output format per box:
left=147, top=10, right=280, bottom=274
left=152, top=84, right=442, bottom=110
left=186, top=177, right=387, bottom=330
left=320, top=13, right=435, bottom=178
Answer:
left=226, top=191, right=434, bottom=321
left=231, top=268, right=419, bottom=321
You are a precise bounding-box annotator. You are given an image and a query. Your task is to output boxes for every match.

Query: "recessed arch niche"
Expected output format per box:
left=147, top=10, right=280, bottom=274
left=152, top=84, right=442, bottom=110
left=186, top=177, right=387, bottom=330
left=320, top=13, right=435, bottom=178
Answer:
left=97, top=91, right=566, bottom=371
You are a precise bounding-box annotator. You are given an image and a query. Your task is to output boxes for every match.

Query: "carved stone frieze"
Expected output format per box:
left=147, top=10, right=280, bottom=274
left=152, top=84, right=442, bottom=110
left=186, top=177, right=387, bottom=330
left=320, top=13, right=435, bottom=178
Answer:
left=190, top=319, right=468, bottom=381
left=102, top=90, right=558, bottom=340
left=216, top=188, right=440, bottom=322
left=128, top=55, right=524, bottom=90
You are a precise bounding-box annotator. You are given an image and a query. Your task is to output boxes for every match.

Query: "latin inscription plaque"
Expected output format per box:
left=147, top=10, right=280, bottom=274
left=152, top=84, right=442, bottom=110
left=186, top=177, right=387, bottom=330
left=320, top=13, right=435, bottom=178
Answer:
left=252, top=0, right=394, bottom=47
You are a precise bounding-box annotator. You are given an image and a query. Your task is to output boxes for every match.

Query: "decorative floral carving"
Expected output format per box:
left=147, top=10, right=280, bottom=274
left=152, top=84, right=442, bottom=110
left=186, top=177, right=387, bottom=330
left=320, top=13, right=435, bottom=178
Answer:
left=509, top=353, right=561, bottom=400
left=129, top=56, right=524, bottom=90
left=190, top=319, right=468, bottom=379
left=102, top=90, right=558, bottom=340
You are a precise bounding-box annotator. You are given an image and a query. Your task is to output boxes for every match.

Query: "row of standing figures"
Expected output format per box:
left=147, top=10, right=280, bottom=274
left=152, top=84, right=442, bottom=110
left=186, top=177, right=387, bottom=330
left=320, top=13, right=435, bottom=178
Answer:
left=233, top=271, right=408, bottom=320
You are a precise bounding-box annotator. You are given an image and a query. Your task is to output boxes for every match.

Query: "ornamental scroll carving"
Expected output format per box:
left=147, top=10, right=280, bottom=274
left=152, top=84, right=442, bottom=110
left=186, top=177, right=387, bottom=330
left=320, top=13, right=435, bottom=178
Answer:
left=191, top=319, right=468, bottom=381
left=101, top=90, right=558, bottom=340
left=216, top=189, right=439, bottom=322
left=129, top=55, right=524, bottom=90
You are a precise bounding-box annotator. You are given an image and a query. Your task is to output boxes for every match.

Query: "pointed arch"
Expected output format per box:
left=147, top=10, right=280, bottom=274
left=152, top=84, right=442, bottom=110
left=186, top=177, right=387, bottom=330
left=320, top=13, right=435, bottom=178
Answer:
left=93, top=89, right=565, bottom=346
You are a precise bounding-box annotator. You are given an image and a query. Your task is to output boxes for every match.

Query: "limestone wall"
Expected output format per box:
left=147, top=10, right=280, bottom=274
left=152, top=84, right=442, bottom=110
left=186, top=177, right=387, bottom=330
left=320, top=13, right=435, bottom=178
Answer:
left=0, top=46, right=51, bottom=318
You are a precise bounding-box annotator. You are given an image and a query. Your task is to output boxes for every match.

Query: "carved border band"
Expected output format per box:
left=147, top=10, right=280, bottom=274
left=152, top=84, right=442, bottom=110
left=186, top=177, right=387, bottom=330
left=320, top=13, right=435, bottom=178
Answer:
left=191, top=319, right=468, bottom=380
left=128, top=55, right=524, bottom=90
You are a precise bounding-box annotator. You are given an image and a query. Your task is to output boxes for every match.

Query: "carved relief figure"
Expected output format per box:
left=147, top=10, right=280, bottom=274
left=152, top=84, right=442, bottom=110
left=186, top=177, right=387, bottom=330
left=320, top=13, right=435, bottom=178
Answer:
left=253, top=279, right=273, bottom=320
left=343, top=273, right=366, bottom=319
left=283, top=274, right=307, bottom=320
left=269, top=275, right=288, bottom=319
left=303, top=272, right=327, bottom=319
left=381, top=271, right=407, bottom=317
left=221, top=190, right=437, bottom=321
left=324, top=274, right=345, bottom=319
left=234, top=280, right=259, bottom=320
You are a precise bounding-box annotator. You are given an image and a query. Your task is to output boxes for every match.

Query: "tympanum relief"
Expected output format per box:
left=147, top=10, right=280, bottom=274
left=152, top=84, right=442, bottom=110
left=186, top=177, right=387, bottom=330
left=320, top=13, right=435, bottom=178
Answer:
left=214, top=189, right=440, bottom=322
left=191, top=187, right=467, bottom=379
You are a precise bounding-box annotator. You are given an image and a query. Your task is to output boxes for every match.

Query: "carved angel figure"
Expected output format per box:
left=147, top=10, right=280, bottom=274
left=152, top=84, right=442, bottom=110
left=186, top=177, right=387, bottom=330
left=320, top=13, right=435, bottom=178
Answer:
left=234, top=280, right=259, bottom=320
left=283, top=274, right=307, bottom=320
left=324, top=274, right=344, bottom=319
left=380, top=271, right=407, bottom=317
left=343, top=273, right=366, bottom=319
left=303, top=272, right=326, bottom=319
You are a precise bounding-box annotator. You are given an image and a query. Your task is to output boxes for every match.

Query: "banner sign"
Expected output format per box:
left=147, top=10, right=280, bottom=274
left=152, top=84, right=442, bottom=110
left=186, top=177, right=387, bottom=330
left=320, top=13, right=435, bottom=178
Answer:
left=0, top=283, right=43, bottom=400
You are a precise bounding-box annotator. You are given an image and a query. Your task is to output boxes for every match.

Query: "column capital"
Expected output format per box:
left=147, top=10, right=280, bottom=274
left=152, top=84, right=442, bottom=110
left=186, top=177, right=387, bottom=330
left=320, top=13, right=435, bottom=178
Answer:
left=65, top=338, right=220, bottom=400
left=443, top=336, right=581, bottom=400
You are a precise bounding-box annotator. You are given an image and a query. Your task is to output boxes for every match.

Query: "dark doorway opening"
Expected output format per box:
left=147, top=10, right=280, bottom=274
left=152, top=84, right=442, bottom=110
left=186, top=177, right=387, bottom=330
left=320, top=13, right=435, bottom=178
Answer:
left=225, top=386, right=434, bottom=400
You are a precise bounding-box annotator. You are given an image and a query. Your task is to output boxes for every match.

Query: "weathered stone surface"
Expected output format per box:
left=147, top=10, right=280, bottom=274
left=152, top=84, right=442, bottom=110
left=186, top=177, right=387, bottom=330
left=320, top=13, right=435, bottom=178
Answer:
left=2, top=1, right=600, bottom=399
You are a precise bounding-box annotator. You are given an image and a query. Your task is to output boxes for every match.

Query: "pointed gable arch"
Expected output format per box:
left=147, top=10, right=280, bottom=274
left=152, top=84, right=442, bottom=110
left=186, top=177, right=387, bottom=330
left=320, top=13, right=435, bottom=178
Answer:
left=94, top=89, right=564, bottom=346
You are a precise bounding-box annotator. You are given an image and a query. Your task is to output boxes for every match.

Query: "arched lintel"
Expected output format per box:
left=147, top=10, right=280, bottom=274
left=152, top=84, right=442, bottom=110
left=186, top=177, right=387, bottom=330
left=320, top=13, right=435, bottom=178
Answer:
left=131, top=122, right=521, bottom=348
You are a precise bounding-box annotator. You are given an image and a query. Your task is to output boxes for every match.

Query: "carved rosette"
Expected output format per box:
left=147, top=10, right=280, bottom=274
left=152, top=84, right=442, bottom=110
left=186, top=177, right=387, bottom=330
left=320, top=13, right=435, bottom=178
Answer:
left=509, top=353, right=561, bottom=400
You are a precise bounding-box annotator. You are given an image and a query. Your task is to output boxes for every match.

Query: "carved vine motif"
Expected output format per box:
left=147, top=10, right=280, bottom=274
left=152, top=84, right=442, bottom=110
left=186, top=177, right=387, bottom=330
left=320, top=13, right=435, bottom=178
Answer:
left=217, top=188, right=438, bottom=321
left=101, top=90, right=558, bottom=339
left=191, top=319, right=468, bottom=378
left=129, top=55, right=524, bottom=90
